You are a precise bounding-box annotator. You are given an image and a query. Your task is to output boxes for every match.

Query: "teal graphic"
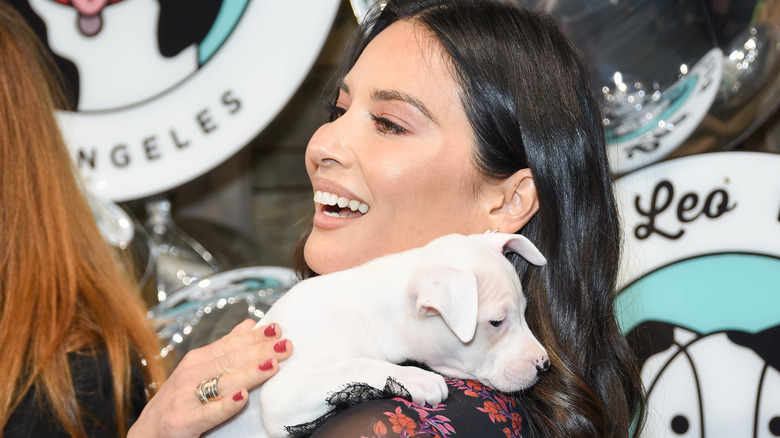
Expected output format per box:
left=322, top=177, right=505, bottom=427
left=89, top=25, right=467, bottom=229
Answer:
left=198, top=0, right=250, bottom=65
left=616, top=253, right=780, bottom=335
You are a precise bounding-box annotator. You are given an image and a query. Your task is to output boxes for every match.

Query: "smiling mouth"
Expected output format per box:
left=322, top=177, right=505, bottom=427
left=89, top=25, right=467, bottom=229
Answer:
left=314, top=190, right=370, bottom=218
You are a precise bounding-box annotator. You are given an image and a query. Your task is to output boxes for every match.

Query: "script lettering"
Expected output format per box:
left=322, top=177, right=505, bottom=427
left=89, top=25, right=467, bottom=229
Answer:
left=634, top=180, right=736, bottom=240
left=635, top=181, right=682, bottom=240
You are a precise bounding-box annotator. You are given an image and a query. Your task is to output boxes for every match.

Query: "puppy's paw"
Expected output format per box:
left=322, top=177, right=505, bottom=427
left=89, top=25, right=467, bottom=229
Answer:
left=392, top=366, right=448, bottom=408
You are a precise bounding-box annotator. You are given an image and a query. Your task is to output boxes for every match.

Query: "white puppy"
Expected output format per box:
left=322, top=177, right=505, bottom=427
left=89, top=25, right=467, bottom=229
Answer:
left=206, top=233, right=549, bottom=437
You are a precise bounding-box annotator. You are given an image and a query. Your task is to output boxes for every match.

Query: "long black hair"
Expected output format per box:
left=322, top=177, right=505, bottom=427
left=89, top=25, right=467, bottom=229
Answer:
left=315, top=1, right=646, bottom=437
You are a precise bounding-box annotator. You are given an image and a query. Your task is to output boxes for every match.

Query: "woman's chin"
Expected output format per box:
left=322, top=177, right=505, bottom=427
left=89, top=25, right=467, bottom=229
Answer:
left=303, top=233, right=358, bottom=275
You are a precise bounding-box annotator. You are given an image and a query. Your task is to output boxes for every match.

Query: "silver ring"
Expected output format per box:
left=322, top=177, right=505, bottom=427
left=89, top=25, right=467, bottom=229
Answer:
left=195, top=375, right=223, bottom=405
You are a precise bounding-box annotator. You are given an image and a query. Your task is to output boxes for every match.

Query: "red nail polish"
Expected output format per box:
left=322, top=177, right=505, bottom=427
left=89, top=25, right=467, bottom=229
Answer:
left=264, top=324, right=276, bottom=337
left=259, top=359, right=274, bottom=371
left=233, top=391, right=244, bottom=402
left=273, top=340, right=287, bottom=353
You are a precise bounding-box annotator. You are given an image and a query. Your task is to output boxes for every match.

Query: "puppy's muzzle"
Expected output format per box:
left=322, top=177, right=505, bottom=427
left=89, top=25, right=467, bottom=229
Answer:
left=534, top=356, right=550, bottom=373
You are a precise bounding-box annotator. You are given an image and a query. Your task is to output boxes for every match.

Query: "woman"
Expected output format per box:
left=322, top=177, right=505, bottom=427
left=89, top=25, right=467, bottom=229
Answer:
left=0, top=5, right=291, bottom=438
left=292, top=0, right=646, bottom=437
left=2, top=0, right=645, bottom=436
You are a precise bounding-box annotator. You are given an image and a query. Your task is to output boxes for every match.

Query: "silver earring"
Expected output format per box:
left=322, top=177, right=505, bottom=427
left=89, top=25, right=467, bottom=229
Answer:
left=484, top=228, right=499, bottom=233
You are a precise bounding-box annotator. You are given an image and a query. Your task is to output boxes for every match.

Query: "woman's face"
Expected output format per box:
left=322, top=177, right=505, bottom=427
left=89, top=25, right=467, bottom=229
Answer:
left=304, top=20, right=497, bottom=274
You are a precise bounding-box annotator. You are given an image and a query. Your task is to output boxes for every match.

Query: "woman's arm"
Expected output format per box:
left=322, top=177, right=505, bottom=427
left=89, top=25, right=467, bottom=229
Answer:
left=128, top=319, right=293, bottom=438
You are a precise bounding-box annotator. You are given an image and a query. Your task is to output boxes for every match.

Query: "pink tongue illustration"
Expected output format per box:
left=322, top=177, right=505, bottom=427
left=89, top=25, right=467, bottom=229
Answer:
left=71, top=0, right=108, bottom=16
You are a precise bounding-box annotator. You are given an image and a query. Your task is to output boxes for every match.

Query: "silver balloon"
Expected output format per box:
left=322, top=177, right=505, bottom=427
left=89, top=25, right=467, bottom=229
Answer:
left=520, top=0, right=780, bottom=173
left=150, top=266, right=296, bottom=362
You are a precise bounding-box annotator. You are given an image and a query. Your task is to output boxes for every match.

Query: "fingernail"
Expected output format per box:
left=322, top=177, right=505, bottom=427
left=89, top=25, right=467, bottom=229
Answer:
left=273, top=340, right=287, bottom=353
left=232, top=391, right=244, bottom=402
left=259, top=359, right=274, bottom=371
left=264, top=324, right=276, bottom=337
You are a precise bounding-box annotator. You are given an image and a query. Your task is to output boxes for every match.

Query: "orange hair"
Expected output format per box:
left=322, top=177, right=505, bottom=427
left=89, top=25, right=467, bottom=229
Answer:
left=0, top=5, right=165, bottom=437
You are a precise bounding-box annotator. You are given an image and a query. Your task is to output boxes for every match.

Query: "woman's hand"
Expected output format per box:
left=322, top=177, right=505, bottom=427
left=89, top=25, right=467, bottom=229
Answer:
left=128, top=319, right=293, bottom=438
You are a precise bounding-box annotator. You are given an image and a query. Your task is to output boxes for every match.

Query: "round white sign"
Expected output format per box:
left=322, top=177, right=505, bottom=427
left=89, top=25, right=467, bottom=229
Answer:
left=613, top=151, right=780, bottom=437
left=26, top=0, right=340, bottom=201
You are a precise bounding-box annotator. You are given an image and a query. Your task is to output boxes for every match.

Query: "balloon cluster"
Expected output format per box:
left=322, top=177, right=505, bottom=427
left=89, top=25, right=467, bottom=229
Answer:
left=518, top=0, right=780, bottom=174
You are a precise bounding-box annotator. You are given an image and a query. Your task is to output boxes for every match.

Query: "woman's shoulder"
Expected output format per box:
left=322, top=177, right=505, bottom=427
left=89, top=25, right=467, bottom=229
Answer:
left=311, top=377, right=530, bottom=438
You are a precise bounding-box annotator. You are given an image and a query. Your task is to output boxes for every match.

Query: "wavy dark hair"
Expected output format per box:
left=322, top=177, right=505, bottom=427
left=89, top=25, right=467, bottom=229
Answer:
left=293, top=0, right=646, bottom=436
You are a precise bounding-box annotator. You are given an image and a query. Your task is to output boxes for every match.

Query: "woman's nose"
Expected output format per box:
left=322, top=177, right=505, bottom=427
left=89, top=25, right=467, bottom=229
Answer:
left=305, top=117, right=353, bottom=170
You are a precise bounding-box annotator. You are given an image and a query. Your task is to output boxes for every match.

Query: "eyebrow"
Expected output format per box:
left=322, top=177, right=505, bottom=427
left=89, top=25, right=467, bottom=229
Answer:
left=336, top=78, right=438, bottom=125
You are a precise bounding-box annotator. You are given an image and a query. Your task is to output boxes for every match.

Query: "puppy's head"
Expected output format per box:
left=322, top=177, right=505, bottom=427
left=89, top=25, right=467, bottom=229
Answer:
left=408, top=233, right=549, bottom=392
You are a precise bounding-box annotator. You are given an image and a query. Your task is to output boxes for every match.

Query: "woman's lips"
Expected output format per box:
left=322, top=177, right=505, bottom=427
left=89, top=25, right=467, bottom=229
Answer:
left=311, top=190, right=369, bottom=229
left=314, top=190, right=369, bottom=215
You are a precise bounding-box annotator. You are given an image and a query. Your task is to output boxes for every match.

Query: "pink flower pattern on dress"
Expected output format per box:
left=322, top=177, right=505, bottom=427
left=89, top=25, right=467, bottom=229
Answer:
left=361, top=377, right=524, bottom=438
left=449, top=378, right=524, bottom=438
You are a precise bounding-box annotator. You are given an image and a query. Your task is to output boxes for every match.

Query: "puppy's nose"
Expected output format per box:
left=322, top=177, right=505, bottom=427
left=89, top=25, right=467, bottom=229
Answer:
left=535, top=357, right=550, bottom=373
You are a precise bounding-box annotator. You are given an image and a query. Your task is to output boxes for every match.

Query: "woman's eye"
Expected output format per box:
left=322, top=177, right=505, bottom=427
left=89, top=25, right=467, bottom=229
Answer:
left=370, top=113, right=406, bottom=135
left=323, top=101, right=346, bottom=121
left=490, top=319, right=504, bottom=328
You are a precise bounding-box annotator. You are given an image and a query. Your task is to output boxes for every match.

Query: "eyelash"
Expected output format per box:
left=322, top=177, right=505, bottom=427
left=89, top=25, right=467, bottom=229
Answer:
left=322, top=101, right=407, bottom=135
left=370, top=112, right=407, bottom=135
left=323, top=101, right=345, bottom=122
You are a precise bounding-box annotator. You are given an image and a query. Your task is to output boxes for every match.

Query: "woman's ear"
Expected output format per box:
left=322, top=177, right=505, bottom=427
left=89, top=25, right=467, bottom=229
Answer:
left=489, top=168, right=539, bottom=233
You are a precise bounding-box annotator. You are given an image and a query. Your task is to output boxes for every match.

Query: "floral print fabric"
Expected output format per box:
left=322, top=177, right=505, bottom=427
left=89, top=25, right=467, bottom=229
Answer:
left=311, top=377, right=528, bottom=438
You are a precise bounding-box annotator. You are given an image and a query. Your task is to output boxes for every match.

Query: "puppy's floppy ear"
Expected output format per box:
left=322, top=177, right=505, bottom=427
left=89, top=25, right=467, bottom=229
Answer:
left=470, top=233, right=547, bottom=266
left=411, top=266, right=479, bottom=343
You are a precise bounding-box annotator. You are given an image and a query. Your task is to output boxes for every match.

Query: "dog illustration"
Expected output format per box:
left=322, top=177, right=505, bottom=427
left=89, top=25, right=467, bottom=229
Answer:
left=628, top=321, right=780, bottom=437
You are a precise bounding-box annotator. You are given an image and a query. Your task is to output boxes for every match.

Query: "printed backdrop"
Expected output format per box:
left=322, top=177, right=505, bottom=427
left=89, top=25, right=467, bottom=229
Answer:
left=10, top=0, right=341, bottom=201
left=614, top=152, right=780, bottom=437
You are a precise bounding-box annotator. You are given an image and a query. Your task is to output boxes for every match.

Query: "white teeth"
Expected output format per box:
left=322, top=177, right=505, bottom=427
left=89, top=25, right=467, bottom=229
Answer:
left=313, top=190, right=370, bottom=214
left=312, top=191, right=340, bottom=206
